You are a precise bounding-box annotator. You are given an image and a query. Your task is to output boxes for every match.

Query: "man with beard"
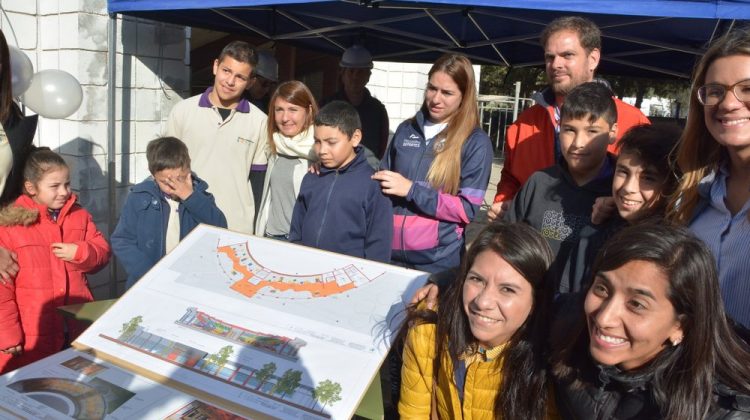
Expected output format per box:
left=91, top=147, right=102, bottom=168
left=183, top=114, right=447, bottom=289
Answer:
left=488, top=16, right=649, bottom=221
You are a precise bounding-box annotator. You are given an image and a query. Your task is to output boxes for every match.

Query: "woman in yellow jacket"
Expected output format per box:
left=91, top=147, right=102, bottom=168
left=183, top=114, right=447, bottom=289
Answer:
left=399, top=222, right=556, bottom=419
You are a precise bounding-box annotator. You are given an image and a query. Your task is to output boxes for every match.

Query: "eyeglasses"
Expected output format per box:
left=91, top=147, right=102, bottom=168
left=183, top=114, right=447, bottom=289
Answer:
left=696, top=79, right=750, bottom=106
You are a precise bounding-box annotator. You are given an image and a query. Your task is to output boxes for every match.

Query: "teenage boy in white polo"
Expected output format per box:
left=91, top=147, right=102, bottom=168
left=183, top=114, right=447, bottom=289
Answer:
left=166, top=41, right=267, bottom=234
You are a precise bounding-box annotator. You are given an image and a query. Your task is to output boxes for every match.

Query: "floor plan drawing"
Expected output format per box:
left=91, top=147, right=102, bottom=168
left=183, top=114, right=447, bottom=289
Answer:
left=67, top=225, right=428, bottom=419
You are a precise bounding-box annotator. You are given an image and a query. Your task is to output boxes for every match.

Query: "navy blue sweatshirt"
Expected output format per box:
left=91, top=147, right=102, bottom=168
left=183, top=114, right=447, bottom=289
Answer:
left=289, top=146, right=392, bottom=263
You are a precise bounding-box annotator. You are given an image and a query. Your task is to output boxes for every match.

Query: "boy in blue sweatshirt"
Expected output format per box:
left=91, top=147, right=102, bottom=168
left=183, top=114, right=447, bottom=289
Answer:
left=112, top=137, right=227, bottom=289
left=289, top=101, right=392, bottom=262
left=505, top=82, right=618, bottom=294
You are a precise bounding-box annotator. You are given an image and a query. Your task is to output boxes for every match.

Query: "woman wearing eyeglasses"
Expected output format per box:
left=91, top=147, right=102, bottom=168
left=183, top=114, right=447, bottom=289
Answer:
left=667, top=28, right=750, bottom=331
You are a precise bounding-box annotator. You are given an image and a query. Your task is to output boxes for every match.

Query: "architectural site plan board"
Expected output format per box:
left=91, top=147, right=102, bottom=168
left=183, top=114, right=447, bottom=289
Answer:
left=0, top=225, right=429, bottom=419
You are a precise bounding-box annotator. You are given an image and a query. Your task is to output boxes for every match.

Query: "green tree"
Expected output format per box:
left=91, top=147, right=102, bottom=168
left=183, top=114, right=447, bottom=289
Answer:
left=272, top=369, right=302, bottom=399
left=205, top=345, right=234, bottom=374
left=253, top=362, right=277, bottom=390
left=119, top=315, right=143, bottom=338
left=480, top=65, right=546, bottom=97
left=480, top=65, right=691, bottom=118
left=603, top=74, right=690, bottom=113
left=313, top=379, right=342, bottom=411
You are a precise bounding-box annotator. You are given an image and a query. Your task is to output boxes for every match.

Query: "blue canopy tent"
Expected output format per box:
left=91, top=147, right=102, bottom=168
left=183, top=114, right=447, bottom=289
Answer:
left=106, top=0, right=750, bottom=79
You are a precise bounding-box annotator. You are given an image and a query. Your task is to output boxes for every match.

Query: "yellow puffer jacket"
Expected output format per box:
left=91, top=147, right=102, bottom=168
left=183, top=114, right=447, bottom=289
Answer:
left=398, top=321, right=506, bottom=419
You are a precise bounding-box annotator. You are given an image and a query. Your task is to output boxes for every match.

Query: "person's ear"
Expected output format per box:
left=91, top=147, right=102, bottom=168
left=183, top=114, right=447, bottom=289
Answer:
left=668, top=325, right=684, bottom=347
left=24, top=180, right=36, bottom=196
left=588, top=48, right=601, bottom=74
left=212, top=59, right=220, bottom=76
left=351, top=129, right=362, bottom=147
left=609, top=122, right=618, bottom=145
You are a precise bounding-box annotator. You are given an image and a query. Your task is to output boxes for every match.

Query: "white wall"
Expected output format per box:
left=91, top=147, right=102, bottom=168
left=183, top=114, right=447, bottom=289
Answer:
left=368, top=62, right=482, bottom=134
left=2, top=0, right=190, bottom=297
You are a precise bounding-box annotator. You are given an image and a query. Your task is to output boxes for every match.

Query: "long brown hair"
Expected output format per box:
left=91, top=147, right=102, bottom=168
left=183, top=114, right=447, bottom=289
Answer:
left=265, top=80, right=318, bottom=155
left=423, top=53, right=480, bottom=195
left=400, top=222, right=554, bottom=419
left=0, top=28, right=17, bottom=125
left=666, top=28, right=750, bottom=224
left=553, top=223, right=750, bottom=420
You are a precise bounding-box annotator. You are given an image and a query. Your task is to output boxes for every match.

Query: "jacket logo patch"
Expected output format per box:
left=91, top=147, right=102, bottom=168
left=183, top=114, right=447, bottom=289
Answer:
left=402, top=138, right=421, bottom=148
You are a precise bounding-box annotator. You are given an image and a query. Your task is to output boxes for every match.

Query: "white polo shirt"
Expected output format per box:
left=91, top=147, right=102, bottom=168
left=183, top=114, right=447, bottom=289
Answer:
left=166, top=88, right=268, bottom=234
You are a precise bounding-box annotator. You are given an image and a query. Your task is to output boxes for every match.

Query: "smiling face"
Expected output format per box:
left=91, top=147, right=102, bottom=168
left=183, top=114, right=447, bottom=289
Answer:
left=585, top=259, right=683, bottom=371
left=211, top=56, right=253, bottom=108
left=545, top=30, right=600, bottom=97
left=425, top=70, right=463, bottom=124
left=462, top=250, right=534, bottom=349
left=314, top=125, right=360, bottom=170
left=612, top=152, right=666, bottom=223
left=560, top=115, right=617, bottom=185
left=25, top=166, right=71, bottom=210
left=703, top=55, right=750, bottom=155
left=274, top=97, right=310, bottom=138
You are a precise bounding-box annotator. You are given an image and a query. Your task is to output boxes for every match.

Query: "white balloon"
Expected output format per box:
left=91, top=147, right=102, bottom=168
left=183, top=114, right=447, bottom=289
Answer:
left=8, top=46, right=33, bottom=97
left=22, top=69, right=83, bottom=119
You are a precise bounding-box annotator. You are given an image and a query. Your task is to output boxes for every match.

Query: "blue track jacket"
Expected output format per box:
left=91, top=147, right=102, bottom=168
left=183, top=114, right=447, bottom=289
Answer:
left=381, top=110, right=493, bottom=273
left=289, top=146, right=392, bottom=263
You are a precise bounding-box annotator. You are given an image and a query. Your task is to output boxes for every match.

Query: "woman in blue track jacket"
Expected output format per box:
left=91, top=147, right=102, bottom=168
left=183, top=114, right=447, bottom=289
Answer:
left=373, top=53, right=493, bottom=273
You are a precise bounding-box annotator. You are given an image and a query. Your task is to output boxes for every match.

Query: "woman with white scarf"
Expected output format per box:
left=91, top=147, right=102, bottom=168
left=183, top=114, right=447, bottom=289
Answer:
left=255, top=81, right=318, bottom=240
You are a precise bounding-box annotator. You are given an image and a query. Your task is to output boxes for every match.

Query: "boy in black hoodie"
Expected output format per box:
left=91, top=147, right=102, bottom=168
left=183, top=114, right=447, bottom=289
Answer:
left=505, top=82, right=618, bottom=294
left=289, top=101, right=392, bottom=263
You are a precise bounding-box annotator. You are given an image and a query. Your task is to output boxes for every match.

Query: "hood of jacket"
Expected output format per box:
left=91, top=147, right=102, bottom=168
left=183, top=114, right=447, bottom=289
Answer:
left=555, top=153, right=616, bottom=195
left=318, top=145, right=369, bottom=176
left=0, top=193, right=78, bottom=227
left=532, top=86, right=556, bottom=108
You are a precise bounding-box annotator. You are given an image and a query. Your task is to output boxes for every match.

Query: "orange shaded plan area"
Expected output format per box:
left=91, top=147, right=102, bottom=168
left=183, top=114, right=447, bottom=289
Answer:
left=218, top=244, right=366, bottom=299
left=231, top=277, right=355, bottom=298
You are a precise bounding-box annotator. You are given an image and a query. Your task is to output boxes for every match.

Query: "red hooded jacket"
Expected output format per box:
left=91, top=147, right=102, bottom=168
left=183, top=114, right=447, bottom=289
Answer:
left=0, top=194, right=110, bottom=373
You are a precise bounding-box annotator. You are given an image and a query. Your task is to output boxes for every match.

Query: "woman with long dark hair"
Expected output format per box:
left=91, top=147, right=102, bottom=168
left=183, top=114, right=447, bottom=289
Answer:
left=552, top=224, right=750, bottom=419
left=0, top=28, right=37, bottom=281
left=399, top=222, right=555, bottom=419
left=373, top=53, right=493, bottom=273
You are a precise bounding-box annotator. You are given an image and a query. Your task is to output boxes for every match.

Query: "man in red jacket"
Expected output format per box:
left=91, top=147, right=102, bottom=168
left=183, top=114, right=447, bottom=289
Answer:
left=488, top=16, right=649, bottom=221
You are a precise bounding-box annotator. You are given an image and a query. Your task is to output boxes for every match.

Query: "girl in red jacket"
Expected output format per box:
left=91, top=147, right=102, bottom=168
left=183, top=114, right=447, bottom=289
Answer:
left=0, top=148, right=110, bottom=373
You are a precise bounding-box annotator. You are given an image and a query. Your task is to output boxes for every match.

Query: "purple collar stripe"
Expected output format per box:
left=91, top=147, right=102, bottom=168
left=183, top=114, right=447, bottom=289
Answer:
left=198, top=87, right=251, bottom=113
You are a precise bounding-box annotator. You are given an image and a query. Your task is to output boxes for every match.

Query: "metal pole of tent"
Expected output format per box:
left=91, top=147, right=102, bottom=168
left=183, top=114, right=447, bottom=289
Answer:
left=512, top=81, right=521, bottom=121
left=107, top=13, right=118, bottom=298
